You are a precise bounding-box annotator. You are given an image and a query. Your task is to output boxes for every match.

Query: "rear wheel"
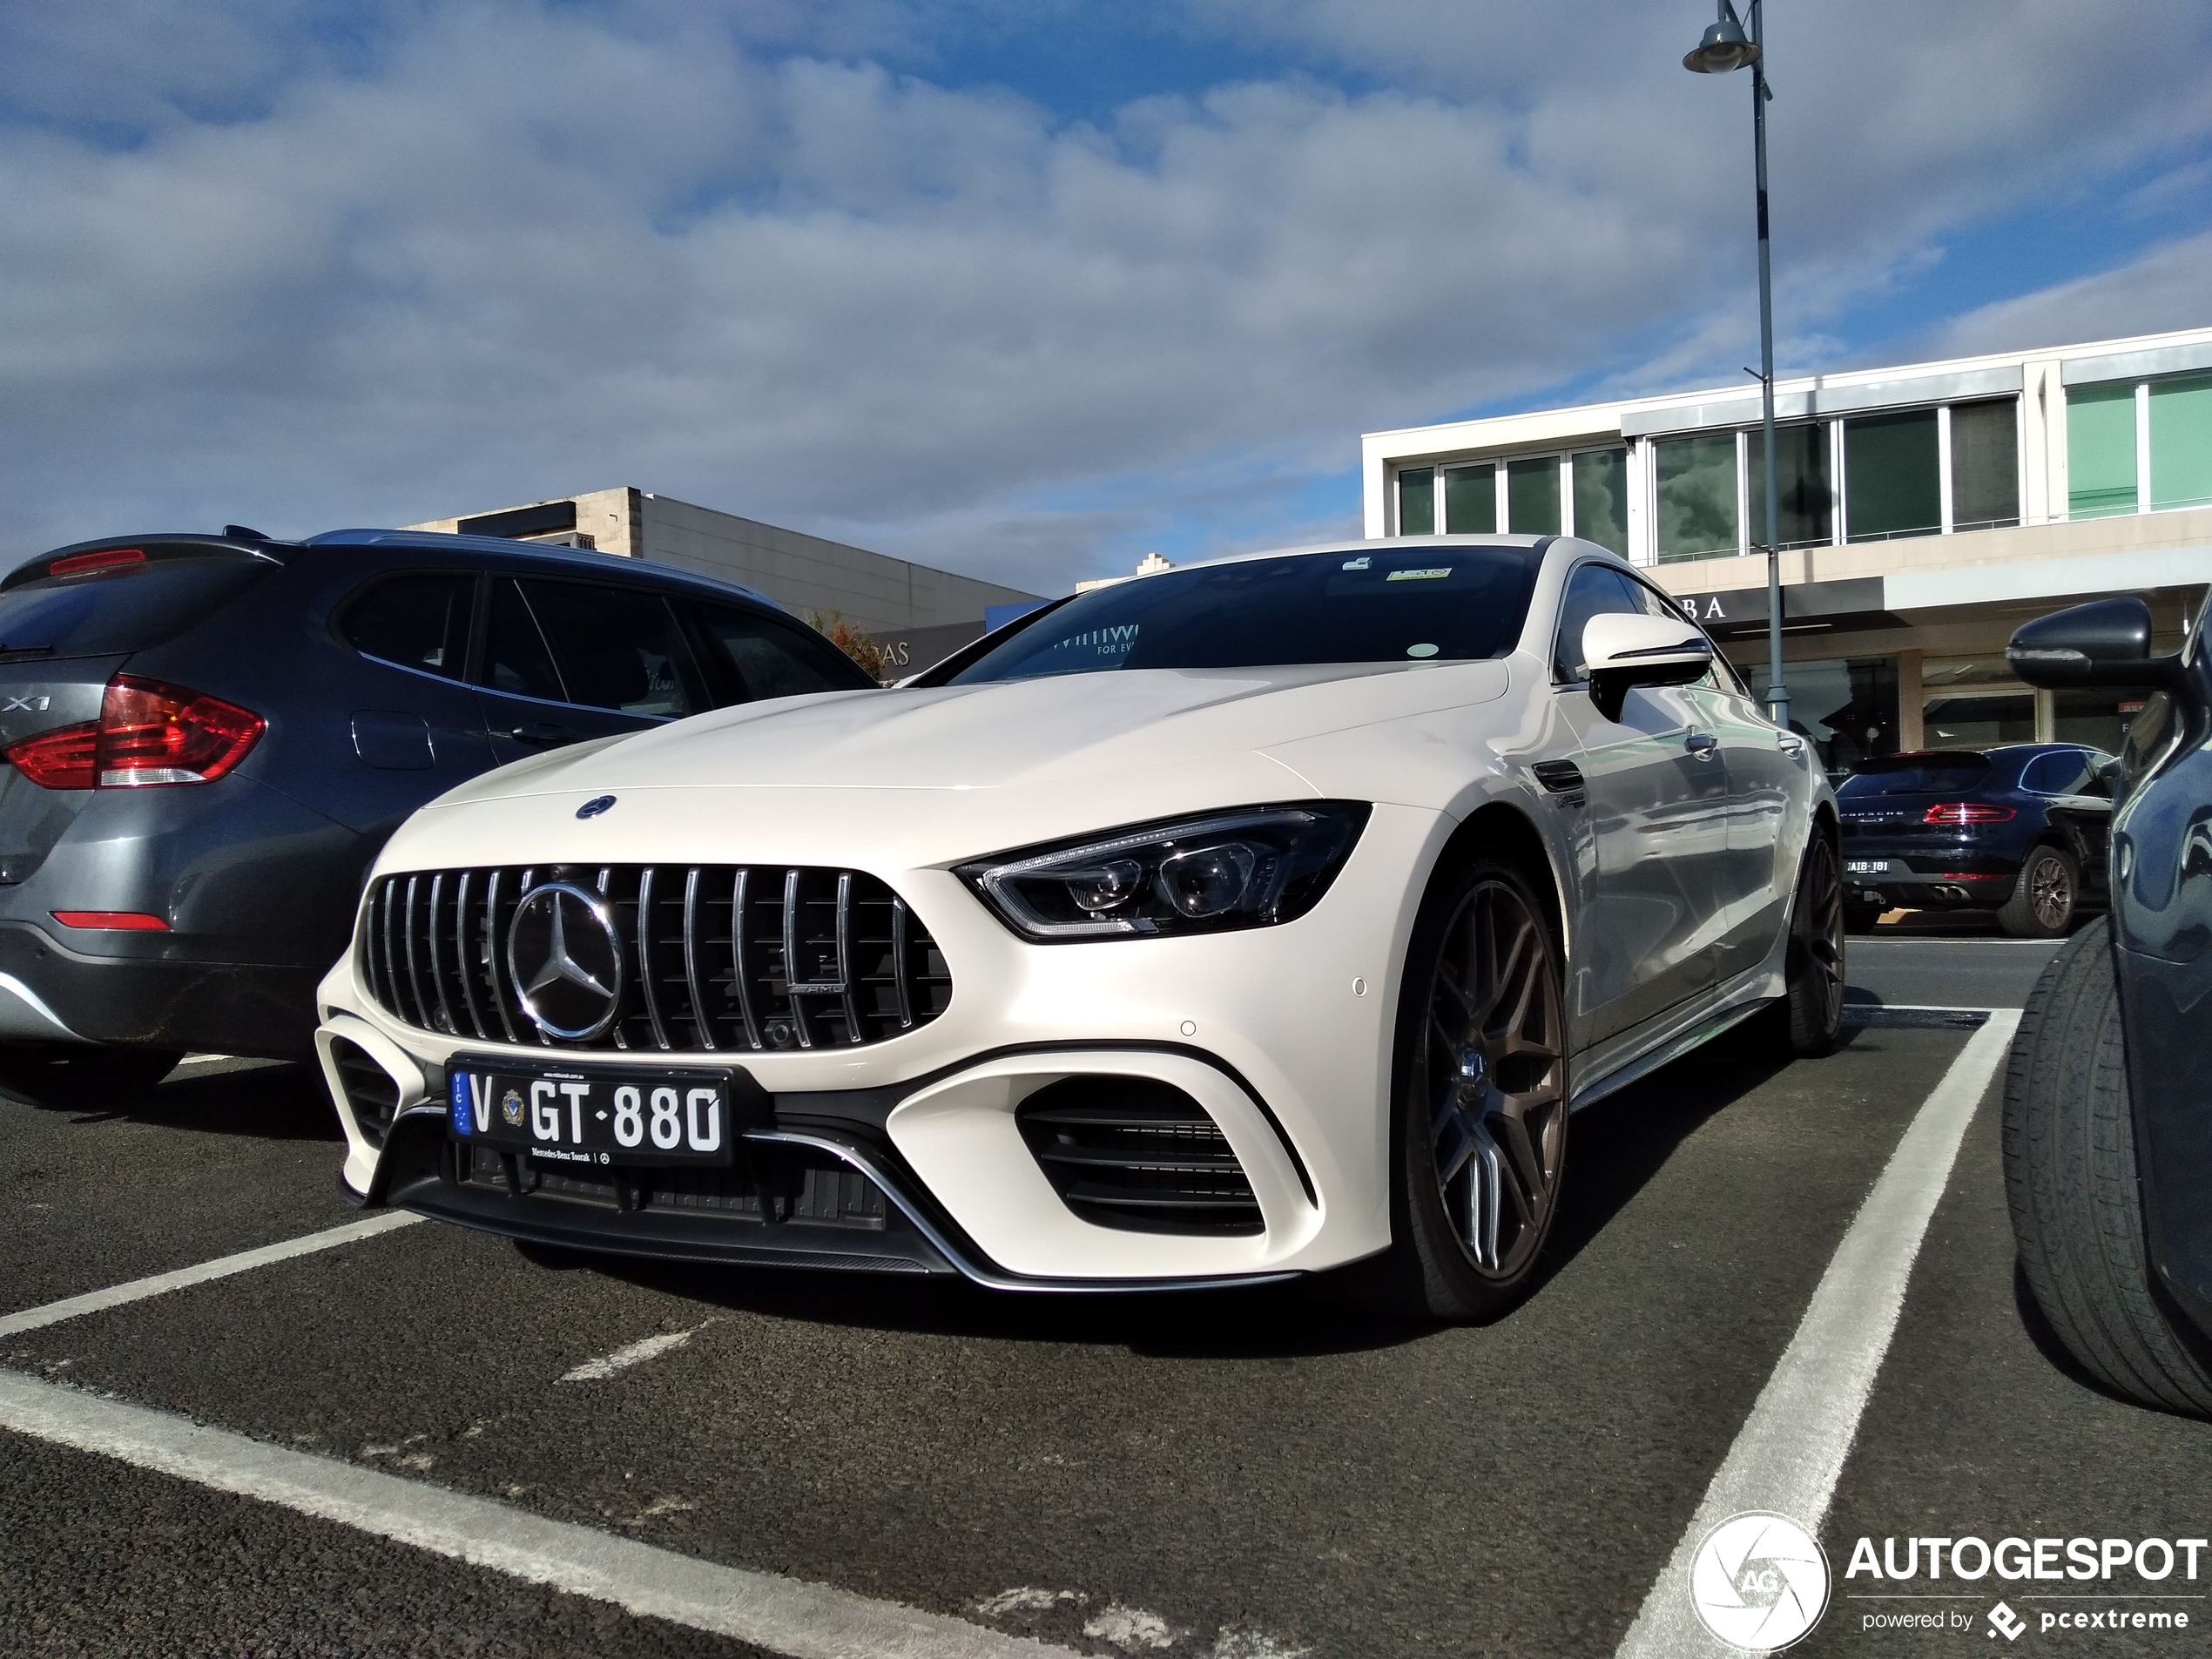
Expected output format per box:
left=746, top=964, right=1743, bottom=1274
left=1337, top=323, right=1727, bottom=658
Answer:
left=1768, top=831, right=1845, bottom=1057
left=0, top=1044, right=182, bottom=1109
left=2003, top=921, right=2212, bottom=1416
left=1387, top=857, right=1569, bottom=1322
left=1999, top=844, right=2078, bottom=938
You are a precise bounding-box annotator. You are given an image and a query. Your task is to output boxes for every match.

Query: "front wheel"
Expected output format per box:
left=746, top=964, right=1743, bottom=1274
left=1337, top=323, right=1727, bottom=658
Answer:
left=1386, top=857, right=1570, bottom=1322
left=2003, top=921, right=2212, bottom=1416
left=1999, top=844, right=2078, bottom=938
left=0, top=1044, right=182, bottom=1109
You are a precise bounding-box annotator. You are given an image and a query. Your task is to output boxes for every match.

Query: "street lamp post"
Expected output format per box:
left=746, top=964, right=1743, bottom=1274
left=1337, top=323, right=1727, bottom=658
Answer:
left=1685, top=0, right=1789, bottom=732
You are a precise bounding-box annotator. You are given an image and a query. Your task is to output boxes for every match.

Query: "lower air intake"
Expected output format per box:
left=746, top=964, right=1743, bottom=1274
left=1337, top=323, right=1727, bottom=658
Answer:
left=329, top=1037, right=401, bottom=1148
left=1015, top=1076, right=1262, bottom=1237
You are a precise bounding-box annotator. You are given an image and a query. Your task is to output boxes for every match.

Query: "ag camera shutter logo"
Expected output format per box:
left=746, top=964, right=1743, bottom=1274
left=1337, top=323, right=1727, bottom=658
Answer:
left=1689, top=1511, right=1831, bottom=1650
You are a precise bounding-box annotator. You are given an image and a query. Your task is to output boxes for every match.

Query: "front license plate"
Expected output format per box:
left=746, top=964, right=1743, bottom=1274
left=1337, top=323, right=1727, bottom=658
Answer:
left=448, top=1061, right=740, bottom=1168
left=1845, top=860, right=1892, bottom=875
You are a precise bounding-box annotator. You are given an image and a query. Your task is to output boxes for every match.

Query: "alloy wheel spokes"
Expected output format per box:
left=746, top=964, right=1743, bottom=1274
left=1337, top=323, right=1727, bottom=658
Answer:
left=1425, top=878, right=1566, bottom=1282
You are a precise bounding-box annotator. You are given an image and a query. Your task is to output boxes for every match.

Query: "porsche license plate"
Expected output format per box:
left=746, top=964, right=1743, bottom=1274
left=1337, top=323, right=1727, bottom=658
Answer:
left=448, top=1062, right=742, bottom=1167
left=1845, top=860, right=1892, bottom=875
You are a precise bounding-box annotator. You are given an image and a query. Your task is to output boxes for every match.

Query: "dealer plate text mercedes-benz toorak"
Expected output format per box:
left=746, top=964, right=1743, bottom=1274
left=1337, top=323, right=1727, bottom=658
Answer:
left=317, top=535, right=1844, bottom=1318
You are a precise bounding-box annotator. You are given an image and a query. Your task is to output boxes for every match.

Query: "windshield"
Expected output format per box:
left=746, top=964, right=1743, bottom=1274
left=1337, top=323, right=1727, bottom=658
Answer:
left=1839, top=753, right=1992, bottom=795
left=0, top=557, right=272, bottom=659
left=942, top=545, right=1542, bottom=685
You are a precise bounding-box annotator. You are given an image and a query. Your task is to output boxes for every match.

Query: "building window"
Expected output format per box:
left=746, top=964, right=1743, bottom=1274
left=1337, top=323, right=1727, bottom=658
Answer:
left=1397, top=466, right=1435, bottom=535
left=1748, top=422, right=1832, bottom=550
left=1921, top=652, right=2035, bottom=748
left=1572, top=448, right=1629, bottom=556
left=1656, top=433, right=1739, bottom=561
left=1507, top=456, right=1561, bottom=535
left=1950, top=398, right=2020, bottom=530
left=2150, top=373, right=2212, bottom=513
left=1844, top=409, right=1941, bottom=541
left=1444, top=462, right=1495, bottom=533
left=2067, top=382, right=2138, bottom=518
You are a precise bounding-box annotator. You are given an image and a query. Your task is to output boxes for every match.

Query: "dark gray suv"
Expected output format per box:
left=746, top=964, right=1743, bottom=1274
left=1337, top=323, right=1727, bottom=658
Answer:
left=0, top=526, right=872, bottom=1104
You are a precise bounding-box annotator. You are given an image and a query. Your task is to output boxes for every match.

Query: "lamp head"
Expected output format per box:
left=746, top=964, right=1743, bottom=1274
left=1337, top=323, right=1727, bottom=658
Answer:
left=1683, top=6, right=1760, bottom=74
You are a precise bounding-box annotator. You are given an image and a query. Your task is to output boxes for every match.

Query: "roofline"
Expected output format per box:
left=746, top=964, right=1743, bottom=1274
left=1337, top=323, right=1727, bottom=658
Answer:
left=1361, top=321, right=2212, bottom=446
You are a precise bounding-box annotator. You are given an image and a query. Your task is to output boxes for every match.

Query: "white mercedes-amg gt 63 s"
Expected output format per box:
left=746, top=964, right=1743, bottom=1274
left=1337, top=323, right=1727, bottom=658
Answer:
left=317, top=535, right=1843, bottom=1319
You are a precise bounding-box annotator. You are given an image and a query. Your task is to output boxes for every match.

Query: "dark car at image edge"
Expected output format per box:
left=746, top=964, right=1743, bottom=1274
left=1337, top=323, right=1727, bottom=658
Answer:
left=2003, top=592, right=2212, bottom=1416
left=0, top=525, right=874, bottom=1104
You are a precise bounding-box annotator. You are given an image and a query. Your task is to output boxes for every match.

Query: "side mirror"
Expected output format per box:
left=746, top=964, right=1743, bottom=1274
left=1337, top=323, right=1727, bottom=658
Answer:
left=1581, top=611, right=1714, bottom=721
left=2007, top=597, right=2183, bottom=691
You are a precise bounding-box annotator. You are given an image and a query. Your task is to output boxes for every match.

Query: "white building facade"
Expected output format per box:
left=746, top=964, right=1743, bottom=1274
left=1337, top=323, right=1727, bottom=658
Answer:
left=1362, top=325, right=2212, bottom=774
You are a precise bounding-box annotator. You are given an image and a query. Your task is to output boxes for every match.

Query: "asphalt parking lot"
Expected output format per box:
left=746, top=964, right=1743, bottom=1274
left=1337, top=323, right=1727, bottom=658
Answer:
left=5, top=927, right=2210, bottom=1659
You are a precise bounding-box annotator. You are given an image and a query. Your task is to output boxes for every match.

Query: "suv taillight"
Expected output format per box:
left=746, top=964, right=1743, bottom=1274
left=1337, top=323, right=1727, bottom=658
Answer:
left=1924, top=801, right=2014, bottom=825
left=2, top=676, right=265, bottom=790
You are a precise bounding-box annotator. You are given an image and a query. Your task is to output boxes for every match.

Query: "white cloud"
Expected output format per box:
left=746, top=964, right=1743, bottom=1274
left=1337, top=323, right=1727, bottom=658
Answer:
left=0, top=1, right=2208, bottom=593
left=1917, top=229, right=2212, bottom=362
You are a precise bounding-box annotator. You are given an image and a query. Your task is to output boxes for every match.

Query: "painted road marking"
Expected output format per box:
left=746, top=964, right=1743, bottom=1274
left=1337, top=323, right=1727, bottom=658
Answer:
left=0, top=1212, right=422, bottom=1340
left=560, top=1323, right=712, bottom=1384
left=0, top=1368, right=1076, bottom=1659
left=1614, top=1009, right=2022, bottom=1659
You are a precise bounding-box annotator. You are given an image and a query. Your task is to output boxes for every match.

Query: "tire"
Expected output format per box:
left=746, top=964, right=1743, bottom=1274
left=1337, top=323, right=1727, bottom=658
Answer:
left=2003, top=920, right=2212, bottom=1416
left=1998, top=843, right=2078, bottom=939
left=1843, top=898, right=1882, bottom=935
left=1768, top=830, right=1846, bottom=1058
left=0, top=1044, right=182, bottom=1109
left=1386, top=855, right=1570, bottom=1321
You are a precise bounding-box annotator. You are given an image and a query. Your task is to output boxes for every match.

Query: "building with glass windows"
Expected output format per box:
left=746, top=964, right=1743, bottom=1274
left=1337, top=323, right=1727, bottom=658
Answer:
left=1360, top=325, right=2212, bottom=775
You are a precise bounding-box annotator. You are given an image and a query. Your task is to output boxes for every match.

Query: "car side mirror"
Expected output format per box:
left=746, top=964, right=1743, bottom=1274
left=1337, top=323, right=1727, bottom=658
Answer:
left=1581, top=612, right=1714, bottom=722
left=2007, top=597, right=2184, bottom=691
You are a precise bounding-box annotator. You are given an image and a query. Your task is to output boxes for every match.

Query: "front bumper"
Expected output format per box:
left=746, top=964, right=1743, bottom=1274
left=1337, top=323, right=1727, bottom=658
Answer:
left=317, top=802, right=1450, bottom=1286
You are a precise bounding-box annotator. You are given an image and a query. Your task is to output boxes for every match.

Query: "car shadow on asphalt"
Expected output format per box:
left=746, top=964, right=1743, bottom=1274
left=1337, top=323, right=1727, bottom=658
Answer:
left=40, top=1060, right=342, bottom=1143
left=550, top=1020, right=1846, bottom=1359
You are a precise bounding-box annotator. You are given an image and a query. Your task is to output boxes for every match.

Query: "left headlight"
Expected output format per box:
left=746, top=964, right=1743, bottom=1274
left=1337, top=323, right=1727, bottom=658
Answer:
left=957, top=801, right=1372, bottom=941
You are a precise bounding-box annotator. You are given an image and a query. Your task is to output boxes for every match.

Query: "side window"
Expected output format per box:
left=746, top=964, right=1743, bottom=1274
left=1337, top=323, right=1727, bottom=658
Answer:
left=694, top=606, right=872, bottom=703
left=1550, top=563, right=1641, bottom=683
left=521, top=580, right=700, bottom=718
left=341, top=574, right=473, bottom=680
left=483, top=579, right=566, bottom=703
left=2024, top=752, right=2094, bottom=796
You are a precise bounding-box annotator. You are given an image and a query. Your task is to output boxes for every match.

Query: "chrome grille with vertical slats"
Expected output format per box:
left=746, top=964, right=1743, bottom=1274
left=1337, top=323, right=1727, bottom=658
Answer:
left=359, top=864, right=951, bottom=1052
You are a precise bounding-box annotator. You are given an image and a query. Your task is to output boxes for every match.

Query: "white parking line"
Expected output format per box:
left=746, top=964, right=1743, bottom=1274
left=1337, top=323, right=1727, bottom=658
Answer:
left=1614, top=1009, right=2021, bottom=1658
left=0, top=1212, right=422, bottom=1340
left=560, top=1324, right=711, bottom=1384
left=0, top=1369, right=1076, bottom=1659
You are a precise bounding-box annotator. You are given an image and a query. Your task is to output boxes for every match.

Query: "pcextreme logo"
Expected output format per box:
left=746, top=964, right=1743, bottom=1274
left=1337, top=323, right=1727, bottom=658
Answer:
left=1690, top=1512, right=1831, bottom=1650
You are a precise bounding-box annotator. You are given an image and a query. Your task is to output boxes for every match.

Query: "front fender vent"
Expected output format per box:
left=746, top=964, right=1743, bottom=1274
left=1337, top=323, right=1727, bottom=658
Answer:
left=359, top=865, right=951, bottom=1054
left=1016, top=1076, right=1262, bottom=1236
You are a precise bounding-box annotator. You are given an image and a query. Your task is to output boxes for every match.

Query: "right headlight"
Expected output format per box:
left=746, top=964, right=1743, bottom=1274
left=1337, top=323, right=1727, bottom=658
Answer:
left=956, top=801, right=1372, bottom=941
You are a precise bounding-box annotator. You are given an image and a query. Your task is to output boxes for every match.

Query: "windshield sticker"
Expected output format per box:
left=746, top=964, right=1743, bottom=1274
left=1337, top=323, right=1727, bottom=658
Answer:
left=1047, top=624, right=1140, bottom=663
left=1341, top=556, right=1371, bottom=570
left=1386, top=568, right=1451, bottom=582
left=1406, top=643, right=1440, bottom=658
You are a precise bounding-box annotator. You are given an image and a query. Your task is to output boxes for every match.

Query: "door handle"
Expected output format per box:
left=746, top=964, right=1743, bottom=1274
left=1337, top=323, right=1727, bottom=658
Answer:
left=1684, top=732, right=1719, bottom=759
left=1776, top=731, right=1805, bottom=757
left=505, top=723, right=574, bottom=746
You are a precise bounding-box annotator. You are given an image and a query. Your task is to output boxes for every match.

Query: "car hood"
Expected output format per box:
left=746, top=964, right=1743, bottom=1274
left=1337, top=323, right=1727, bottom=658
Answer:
left=388, top=661, right=1512, bottom=873
left=439, top=661, right=1513, bottom=800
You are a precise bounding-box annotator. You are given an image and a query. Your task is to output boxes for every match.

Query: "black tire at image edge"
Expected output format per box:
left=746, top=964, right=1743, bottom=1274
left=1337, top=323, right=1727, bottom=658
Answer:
left=2001, top=920, right=2212, bottom=1416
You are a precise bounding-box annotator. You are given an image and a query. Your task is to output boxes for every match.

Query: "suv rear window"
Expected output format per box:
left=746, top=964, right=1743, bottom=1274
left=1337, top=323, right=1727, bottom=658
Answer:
left=0, top=556, right=270, bottom=660
left=1838, top=753, right=1992, bottom=794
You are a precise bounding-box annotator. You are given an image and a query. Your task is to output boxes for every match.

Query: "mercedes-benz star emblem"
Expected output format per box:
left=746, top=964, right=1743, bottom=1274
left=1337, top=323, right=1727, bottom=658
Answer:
left=577, top=795, right=617, bottom=819
left=506, top=882, right=625, bottom=1040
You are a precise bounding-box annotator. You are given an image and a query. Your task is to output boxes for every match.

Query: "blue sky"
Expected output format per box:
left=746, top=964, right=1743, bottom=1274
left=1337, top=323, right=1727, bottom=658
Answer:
left=3, top=1, right=2209, bottom=594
